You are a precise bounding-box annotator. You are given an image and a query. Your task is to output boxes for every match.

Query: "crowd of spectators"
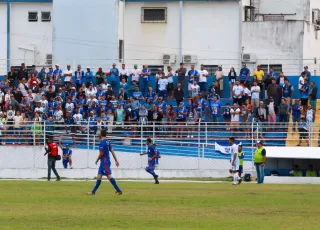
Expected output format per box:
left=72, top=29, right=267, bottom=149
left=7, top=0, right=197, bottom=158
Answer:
left=0, top=62, right=318, bottom=144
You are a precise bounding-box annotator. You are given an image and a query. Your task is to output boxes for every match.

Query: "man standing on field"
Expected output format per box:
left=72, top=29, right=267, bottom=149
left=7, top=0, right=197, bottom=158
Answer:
left=229, top=137, right=239, bottom=185
left=254, top=141, right=266, bottom=184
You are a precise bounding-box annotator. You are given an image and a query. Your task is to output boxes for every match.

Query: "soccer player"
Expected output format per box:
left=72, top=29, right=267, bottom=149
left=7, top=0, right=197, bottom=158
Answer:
left=140, top=138, right=160, bottom=184
left=61, top=144, right=73, bottom=169
left=229, top=137, right=239, bottom=185
left=237, top=145, right=244, bottom=184
left=87, top=129, right=122, bottom=195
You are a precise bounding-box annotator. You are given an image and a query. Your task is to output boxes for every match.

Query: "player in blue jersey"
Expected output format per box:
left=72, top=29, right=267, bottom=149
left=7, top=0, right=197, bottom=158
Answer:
left=140, top=138, right=161, bottom=184
left=87, top=129, right=122, bottom=195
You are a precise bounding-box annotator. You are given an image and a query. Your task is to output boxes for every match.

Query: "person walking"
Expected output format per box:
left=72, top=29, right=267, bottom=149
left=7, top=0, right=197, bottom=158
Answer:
left=254, top=141, right=266, bottom=184
left=44, top=136, right=61, bottom=181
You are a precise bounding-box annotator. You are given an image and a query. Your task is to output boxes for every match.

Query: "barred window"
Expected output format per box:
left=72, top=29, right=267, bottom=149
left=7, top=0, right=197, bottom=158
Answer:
left=141, top=8, right=167, bottom=23
left=202, top=65, right=218, bottom=76
left=260, top=64, right=282, bottom=75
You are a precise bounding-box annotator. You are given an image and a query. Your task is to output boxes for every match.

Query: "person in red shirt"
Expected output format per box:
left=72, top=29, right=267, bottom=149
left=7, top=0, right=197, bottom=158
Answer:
left=44, top=136, right=61, bottom=181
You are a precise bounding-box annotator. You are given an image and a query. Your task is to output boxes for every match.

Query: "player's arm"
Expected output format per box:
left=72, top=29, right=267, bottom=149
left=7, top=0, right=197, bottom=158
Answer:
left=140, top=152, right=148, bottom=156
left=110, top=148, right=120, bottom=167
left=261, top=149, right=267, bottom=167
left=95, top=150, right=104, bottom=165
left=231, top=153, right=237, bottom=166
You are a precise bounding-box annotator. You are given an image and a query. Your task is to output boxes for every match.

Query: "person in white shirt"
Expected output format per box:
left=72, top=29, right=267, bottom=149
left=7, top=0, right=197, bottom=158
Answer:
left=19, top=78, right=29, bottom=97
left=198, top=64, right=209, bottom=95
left=229, top=137, right=240, bottom=185
left=13, top=110, right=23, bottom=145
left=158, top=75, right=168, bottom=98
left=86, top=84, right=97, bottom=97
left=63, top=65, right=73, bottom=83
left=214, top=66, right=224, bottom=97
left=0, top=90, right=4, bottom=110
left=130, top=64, right=141, bottom=82
left=54, top=106, right=64, bottom=124
left=65, top=98, right=75, bottom=115
left=190, top=81, right=200, bottom=101
left=165, top=66, right=175, bottom=99
left=101, top=79, right=111, bottom=92
left=251, top=81, right=260, bottom=112
left=230, top=103, right=240, bottom=135
left=73, top=109, right=83, bottom=131
left=298, top=73, right=306, bottom=91
left=119, top=64, right=129, bottom=82
left=232, top=81, right=244, bottom=106
left=87, top=95, right=98, bottom=108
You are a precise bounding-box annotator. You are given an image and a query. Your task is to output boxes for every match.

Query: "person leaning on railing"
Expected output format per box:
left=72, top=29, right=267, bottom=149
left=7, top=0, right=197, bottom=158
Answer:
left=32, top=117, right=42, bottom=145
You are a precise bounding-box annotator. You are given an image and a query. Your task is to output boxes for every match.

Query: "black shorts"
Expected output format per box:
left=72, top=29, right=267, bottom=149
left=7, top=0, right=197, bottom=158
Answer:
left=238, top=165, right=243, bottom=173
left=301, top=98, right=308, bottom=106
left=167, top=83, right=174, bottom=91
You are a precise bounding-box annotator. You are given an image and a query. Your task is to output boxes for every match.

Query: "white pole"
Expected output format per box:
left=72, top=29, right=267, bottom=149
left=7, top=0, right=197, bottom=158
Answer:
left=238, top=0, right=243, bottom=70
left=178, top=1, right=183, bottom=63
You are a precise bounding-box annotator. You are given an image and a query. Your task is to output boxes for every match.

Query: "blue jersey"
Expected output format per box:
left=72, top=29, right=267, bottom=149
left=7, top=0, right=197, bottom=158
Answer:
left=141, top=68, right=151, bottom=82
left=211, top=101, right=220, bottom=115
left=145, top=91, right=156, bottom=101
left=99, top=139, right=112, bottom=163
left=110, top=68, right=119, bottom=82
left=188, top=70, right=198, bottom=84
left=282, top=84, right=292, bottom=98
left=292, top=104, right=301, bottom=118
left=197, top=98, right=207, bottom=110
left=62, top=148, right=72, bottom=156
left=301, top=84, right=309, bottom=98
left=177, top=107, right=187, bottom=119
left=148, top=145, right=156, bottom=163
left=132, top=91, right=143, bottom=99
left=239, top=68, right=250, bottom=81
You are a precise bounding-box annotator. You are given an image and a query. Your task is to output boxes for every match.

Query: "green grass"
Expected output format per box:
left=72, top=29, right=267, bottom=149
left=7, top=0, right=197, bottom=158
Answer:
left=1, top=181, right=320, bottom=230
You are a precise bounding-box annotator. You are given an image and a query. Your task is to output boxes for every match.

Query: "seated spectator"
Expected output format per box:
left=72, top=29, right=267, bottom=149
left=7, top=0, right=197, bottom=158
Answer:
left=155, top=97, right=166, bottom=114
left=245, top=99, right=252, bottom=113
left=191, top=81, right=200, bottom=102
left=139, top=104, right=148, bottom=125
left=297, top=117, right=309, bottom=146
left=84, top=67, right=94, bottom=87
left=86, top=83, right=97, bottom=98
left=132, top=87, right=143, bottom=100
left=115, top=104, right=125, bottom=128
left=145, top=86, right=157, bottom=103
left=208, top=81, right=219, bottom=96
left=0, top=113, right=6, bottom=145
left=158, top=74, right=168, bottom=99
left=105, top=85, right=115, bottom=101
left=306, top=164, right=317, bottom=177
left=289, top=165, right=302, bottom=177
left=210, top=96, right=220, bottom=123
left=128, top=108, right=137, bottom=136
left=256, top=101, right=267, bottom=122
left=267, top=97, right=277, bottom=130
left=232, top=80, right=243, bottom=106
left=19, top=78, right=29, bottom=97
left=118, top=87, right=128, bottom=101
left=101, top=79, right=111, bottom=92
left=223, top=103, right=231, bottom=129
left=176, top=102, right=187, bottom=138
left=174, top=82, right=184, bottom=106
left=187, top=103, right=197, bottom=138
left=95, top=67, right=105, bottom=85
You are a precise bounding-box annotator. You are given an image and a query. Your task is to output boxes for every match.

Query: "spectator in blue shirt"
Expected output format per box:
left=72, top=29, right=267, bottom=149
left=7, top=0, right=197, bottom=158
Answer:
left=47, top=67, right=54, bottom=81
left=141, top=65, right=151, bottom=95
left=301, top=66, right=311, bottom=81
left=268, top=67, right=278, bottom=80
left=88, top=111, right=97, bottom=134
left=74, top=65, right=85, bottom=90
left=239, top=64, right=250, bottom=84
left=292, top=99, right=302, bottom=132
left=145, top=86, right=157, bottom=102
left=187, top=64, right=199, bottom=97
left=53, top=64, right=62, bottom=81
left=299, top=78, right=309, bottom=115
left=109, top=63, right=119, bottom=91
left=210, top=96, right=221, bottom=123
left=132, top=87, right=143, bottom=100
left=84, top=67, right=94, bottom=87
left=38, top=67, right=48, bottom=84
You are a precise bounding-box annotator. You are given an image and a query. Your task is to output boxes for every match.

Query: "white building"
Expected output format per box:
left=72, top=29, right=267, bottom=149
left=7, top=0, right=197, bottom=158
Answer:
left=121, top=0, right=242, bottom=75
left=242, top=0, right=320, bottom=75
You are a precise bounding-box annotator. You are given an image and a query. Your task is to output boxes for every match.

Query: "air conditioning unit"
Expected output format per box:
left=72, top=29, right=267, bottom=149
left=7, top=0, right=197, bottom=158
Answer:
left=163, top=54, right=176, bottom=65
left=315, top=25, right=320, bottom=30
left=242, top=53, right=256, bottom=63
left=183, top=55, right=197, bottom=64
left=46, top=54, right=52, bottom=64
left=312, top=9, right=320, bottom=24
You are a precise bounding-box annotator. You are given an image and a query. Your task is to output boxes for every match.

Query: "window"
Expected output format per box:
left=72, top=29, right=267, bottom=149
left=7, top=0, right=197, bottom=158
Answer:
left=41, top=12, right=51, bottom=22
left=141, top=8, right=167, bottom=23
left=119, top=40, right=124, bottom=62
left=263, top=15, right=284, bottom=21
left=148, top=65, right=164, bottom=75
left=28, top=12, right=38, bottom=22
left=202, top=65, right=218, bottom=76
left=260, top=64, right=283, bottom=76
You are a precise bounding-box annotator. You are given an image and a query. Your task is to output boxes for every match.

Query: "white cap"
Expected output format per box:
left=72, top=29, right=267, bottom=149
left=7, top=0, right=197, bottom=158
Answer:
left=55, top=64, right=59, bottom=67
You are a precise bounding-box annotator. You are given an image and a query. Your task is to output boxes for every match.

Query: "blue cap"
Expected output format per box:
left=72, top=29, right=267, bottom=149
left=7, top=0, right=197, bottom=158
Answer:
left=243, top=63, right=247, bottom=67
left=257, top=141, right=263, bottom=145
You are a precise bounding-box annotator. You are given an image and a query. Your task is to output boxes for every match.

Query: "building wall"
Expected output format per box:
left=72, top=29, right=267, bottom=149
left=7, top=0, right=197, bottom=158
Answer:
left=303, top=0, right=320, bottom=76
left=10, top=2, right=52, bottom=68
left=0, top=3, right=7, bottom=75
left=123, top=1, right=241, bottom=71
left=242, top=21, right=304, bottom=75
left=52, top=0, right=119, bottom=71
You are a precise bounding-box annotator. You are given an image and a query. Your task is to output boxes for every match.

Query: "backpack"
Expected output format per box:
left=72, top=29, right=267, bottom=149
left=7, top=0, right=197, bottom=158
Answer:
left=244, top=173, right=251, bottom=182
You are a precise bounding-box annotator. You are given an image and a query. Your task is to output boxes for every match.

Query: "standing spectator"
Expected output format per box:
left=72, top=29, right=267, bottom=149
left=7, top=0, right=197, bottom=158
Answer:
left=139, top=104, right=148, bottom=125
left=198, top=64, right=209, bottom=95
left=210, top=96, right=220, bottom=123
left=165, top=66, right=174, bottom=99
left=145, top=86, right=157, bottom=103
left=119, top=64, right=128, bottom=82
left=0, top=89, right=4, bottom=111
left=74, top=65, right=84, bottom=90
left=130, top=64, right=141, bottom=83
left=214, top=65, right=224, bottom=97
left=267, top=97, right=277, bottom=130
left=175, top=62, right=187, bottom=91
left=276, top=72, right=288, bottom=88
left=301, top=66, right=311, bottom=80
left=239, top=64, right=250, bottom=84
left=268, top=67, right=278, bottom=80
left=232, top=80, right=243, bottom=106
left=264, top=74, right=273, bottom=99
left=53, top=64, right=62, bottom=81
left=208, top=81, right=219, bottom=95
left=13, top=110, right=23, bottom=145
left=95, top=67, right=105, bottom=85
left=18, top=63, right=28, bottom=82
left=240, top=104, right=251, bottom=137
left=254, top=141, right=266, bottom=184
left=230, top=103, right=240, bottom=134
left=292, top=99, right=302, bottom=132
left=253, top=65, right=264, bottom=99
left=7, top=66, right=17, bottom=88
left=19, top=78, right=29, bottom=97
left=109, top=63, right=119, bottom=91
left=29, top=65, right=38, bottom=78
left=132, top=87, right=143, bottom=100
left=279, top=98, right=289, bottom=124
left=251, top=81, right=260, bottom=113
left=115, top=104, right=125, bottom=128
left=9, top=94, right=19, bottom=111
left=228, top=67, right=237, bottom=98
left=190, top=81, right=200, bottom=102
left=63, top=65, right=73, bottom=84
left=298, top=73, right=306, bottom=93
left=256, top=101, right=267, bottom=122
left=297, top=117, right=309, bottom=147
left=300, top=78, right=309, bottom=115
left=158, top=74, right=168, bottom=99
left=223, top=103, right=231, bottom=130
left=155, top=68, right=163, bottom=93
left=38, top=67, right=48, bottom=85
left=309, top=81, right=318, bottom=112
left=186, top=104, right=197, bottom=138
left=47, top=67, right=54, bottom=81
left=176, top=102, right=187, bottom=139
left=32, top=117, right=42, bottom=145
left=174, top=83, right=184, bottom=106
left=187, top=65, right=199, bottom=97
left=140, top=65, right=151, bottom=96
left=267, top=79, right=279, bottom=105
left=282, top=79, right=293, bottom=107
left=242, top=83, right=251, bottom=105
left=85, top=67, right=94, bottom=87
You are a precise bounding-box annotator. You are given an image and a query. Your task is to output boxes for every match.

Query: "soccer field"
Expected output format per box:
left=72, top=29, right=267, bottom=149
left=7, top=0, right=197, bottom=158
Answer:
left=1, top=181, right=320, bottom=230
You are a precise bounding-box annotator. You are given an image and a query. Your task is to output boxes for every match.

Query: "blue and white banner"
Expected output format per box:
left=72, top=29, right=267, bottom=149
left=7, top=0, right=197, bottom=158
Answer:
left=215, top=142, right=242, bottom=155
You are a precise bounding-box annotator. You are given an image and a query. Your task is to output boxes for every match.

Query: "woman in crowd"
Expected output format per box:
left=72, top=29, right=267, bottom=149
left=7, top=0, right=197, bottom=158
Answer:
left=240, top=104, right=251, bottom=138
left=176, top=102, right=187, bottom=139
left=228, top=67, right=237, bottom=98
left=187, top=103, right=197, bottom=138
left=31, top=117, right=42, bottom=145
left=166, top=105, right=175, bottom=138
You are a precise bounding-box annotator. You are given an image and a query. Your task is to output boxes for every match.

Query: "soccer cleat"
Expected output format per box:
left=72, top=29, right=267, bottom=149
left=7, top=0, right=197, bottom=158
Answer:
left=155, top=180, right=160, bottom=184
left=115, top=191, right=123, bottom=195
left=86, top=192, right=95, bottom=195
left=56, top=177, right=61, bottom=181
left=238, top=178, right=242, bottom=185
left=155, top=175, right=159, bottom=184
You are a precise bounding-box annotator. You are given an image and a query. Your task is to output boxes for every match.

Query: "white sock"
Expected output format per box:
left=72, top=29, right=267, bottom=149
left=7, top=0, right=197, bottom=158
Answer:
left=233, top=174, right=237, bottom=184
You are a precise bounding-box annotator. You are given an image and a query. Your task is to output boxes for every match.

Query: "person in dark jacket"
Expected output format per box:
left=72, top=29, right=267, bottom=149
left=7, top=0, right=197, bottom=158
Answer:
left=267, top=79, right=280, bottom=105
left=175, top=63, right=187, bottom=91
left=309, top=81, right=318, bottom=111
left=174, top=82, right=184, bottom=106
left=228, top=67, right=237, bottom=99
